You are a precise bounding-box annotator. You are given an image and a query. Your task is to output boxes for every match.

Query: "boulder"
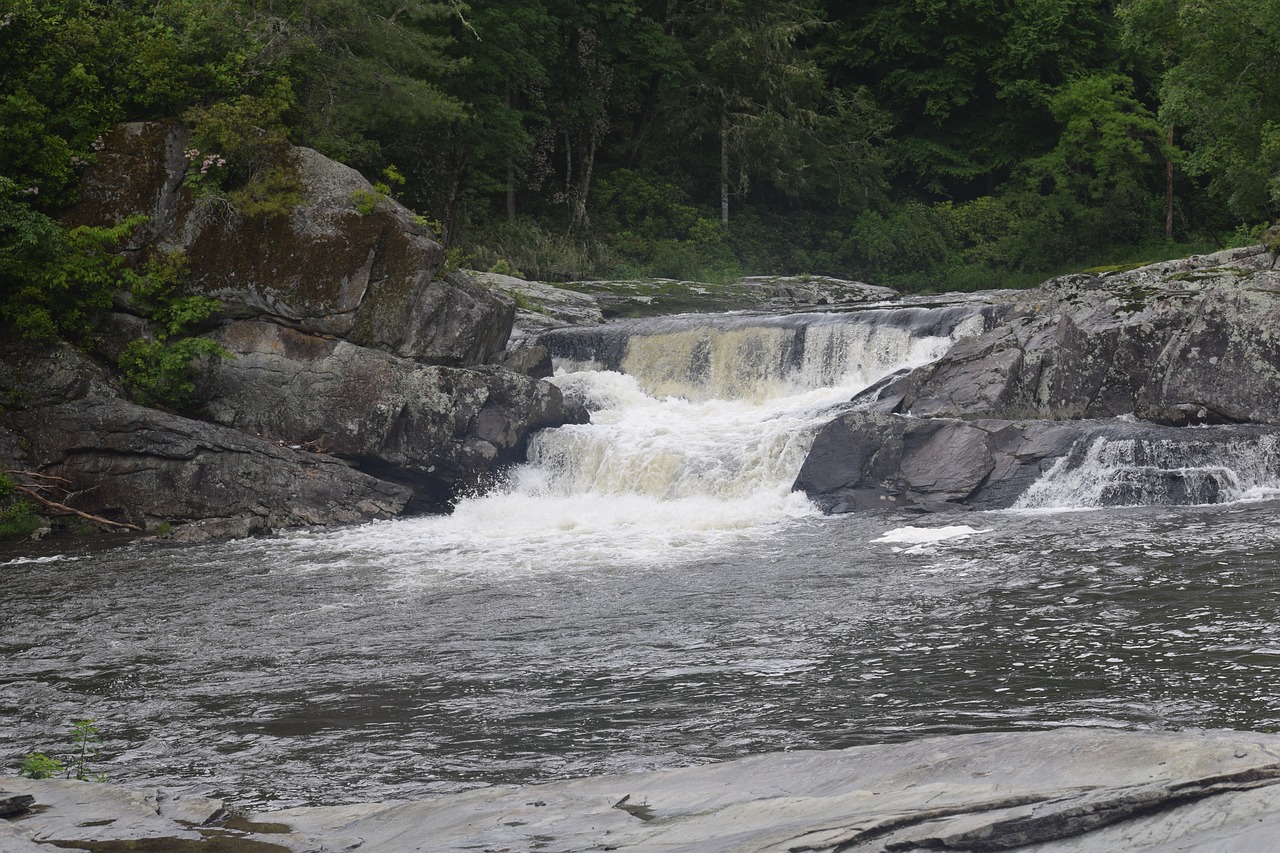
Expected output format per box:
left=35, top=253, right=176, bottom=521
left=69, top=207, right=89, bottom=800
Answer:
left=199, top=320, right=587, bottom=510
left=469, top=270, right=605, bottom=341
left=8, top=728, right=1280, bottom=852
left=0, top=122, right=589, bottom=540
left=8, top=396, right=411, bottom=536
left=796, top=411, right=1280, bottom=512
left=795, top=247, right=1280, bottom=514
left=65, top=122, right=513, bottom=366
left=857, top=246, right=1280, bottom=425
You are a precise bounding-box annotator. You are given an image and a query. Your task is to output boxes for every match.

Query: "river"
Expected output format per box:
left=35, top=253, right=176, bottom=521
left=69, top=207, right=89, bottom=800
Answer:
left=4, top=304, right=1280, bottom=810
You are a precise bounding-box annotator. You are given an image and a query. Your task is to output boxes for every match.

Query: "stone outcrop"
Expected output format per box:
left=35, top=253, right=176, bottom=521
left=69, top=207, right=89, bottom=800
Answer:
left=796, top=412, right=1280, bottom=513
left=200, top=320, right=585, bottom=510
left=7, top=728, right=1280, bottom=852
left=68, top=123, right=514, bottom=367
left=0, top=122, right=586, bottom=540
left=857, top=246, right=1280, bottom=426
left=797, top=246, right=1280, bottom=512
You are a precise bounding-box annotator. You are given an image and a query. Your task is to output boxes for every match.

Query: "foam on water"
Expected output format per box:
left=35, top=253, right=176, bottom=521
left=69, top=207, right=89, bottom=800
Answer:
left=278, top=309, right=985, bottom=574
left=1016, top=433, right=1280, bottom=511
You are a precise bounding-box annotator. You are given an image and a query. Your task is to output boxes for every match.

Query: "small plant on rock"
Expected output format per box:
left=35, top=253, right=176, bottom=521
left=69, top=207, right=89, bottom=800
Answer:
left=18, top=752, right=64, bottom=779
left=68, top=718, right=106, bottom=781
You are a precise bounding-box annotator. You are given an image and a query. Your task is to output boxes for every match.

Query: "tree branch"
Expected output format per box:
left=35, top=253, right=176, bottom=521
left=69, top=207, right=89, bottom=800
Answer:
left=13, top=485, right=143, bottom=532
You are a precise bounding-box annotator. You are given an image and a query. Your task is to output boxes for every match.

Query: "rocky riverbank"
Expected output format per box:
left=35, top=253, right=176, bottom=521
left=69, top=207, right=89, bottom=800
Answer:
left=5, top=728, right=1280, bottom=851
left=795, top=245, right=1280, bottom=512
left=0, top=122, right=589, bottom=544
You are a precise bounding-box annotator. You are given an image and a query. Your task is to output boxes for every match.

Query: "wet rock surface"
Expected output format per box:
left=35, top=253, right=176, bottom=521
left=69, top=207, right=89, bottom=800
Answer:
left=798, top=246, right=1280, bottom=512
left=200, top=320, right=586, bottom=510
left=6, top=729, right=1280, bottom=852
left=0, top=123, right=583, bottom=540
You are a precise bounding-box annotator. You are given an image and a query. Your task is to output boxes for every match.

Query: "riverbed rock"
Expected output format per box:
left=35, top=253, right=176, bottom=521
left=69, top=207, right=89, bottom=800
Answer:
left=66, top=121, right=513, bottom=367
left=0, top=779, right=223, bottom=847
left=469, top=270, right=605, bottom=340
left=795, top=412, right=1280, bottom=512
left=7, top=395, right=411, bottom=535
left=234, top=728, right=1280, bottom=852
left=7, top=728, right=1280, bottom=852
left=0, top=121, right=588, bottom=540
left=857, top=246, right=1280, bottom=425
left=794, top=245, right=1280, bottom=513
left=199, top=320, right=586, bottom=509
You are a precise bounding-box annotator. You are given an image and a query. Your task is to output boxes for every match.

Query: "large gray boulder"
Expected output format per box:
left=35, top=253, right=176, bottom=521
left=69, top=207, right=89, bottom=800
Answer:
left=66, top=122, right=513, bottom=366
left=859, top=246, right=1280, bottom=425
left=0, top=123, right=586, bottom=540
left=9, top=395, right=410, bottom=536
left=795, top=412, right=1280, bottom=512
left=797, top=246, right=1280, bottom=513
left=200, top=320, right=587, bottom=509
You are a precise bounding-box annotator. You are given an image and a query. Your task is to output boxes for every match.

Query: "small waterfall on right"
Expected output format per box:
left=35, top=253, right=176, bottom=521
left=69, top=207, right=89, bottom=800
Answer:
left=1015, top=431, right=1280, bottom=509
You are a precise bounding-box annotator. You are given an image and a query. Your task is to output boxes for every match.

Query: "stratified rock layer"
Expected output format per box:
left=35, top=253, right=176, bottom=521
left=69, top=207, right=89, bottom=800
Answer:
left=0, top=122, right=583, bottom=538
left=6, top=729, right=1280, bottom=852
left=797, top=246, right=1280, bottom=512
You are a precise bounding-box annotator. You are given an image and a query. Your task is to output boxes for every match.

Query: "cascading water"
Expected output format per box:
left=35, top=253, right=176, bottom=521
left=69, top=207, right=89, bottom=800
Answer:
left=318, top=305, right=991, bottom=574
left=12, top=301, right=1280, bottom=812
left=1016, top=431, right=1280, bottom=510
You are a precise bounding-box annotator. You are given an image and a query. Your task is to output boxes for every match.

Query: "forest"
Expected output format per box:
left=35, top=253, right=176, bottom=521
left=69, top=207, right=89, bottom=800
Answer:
left=3, top=0, right=1280, bottom=311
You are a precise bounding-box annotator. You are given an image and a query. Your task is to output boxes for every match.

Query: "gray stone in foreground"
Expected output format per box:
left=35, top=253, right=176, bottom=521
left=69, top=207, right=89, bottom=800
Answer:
left=8, top=729, right=1280, bottom=852
left=0, top=779, right=223, bottom=847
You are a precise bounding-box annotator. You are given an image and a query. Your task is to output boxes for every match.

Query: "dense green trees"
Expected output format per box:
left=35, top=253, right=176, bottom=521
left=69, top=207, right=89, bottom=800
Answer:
left=3, top=0, right=1280, bottom=313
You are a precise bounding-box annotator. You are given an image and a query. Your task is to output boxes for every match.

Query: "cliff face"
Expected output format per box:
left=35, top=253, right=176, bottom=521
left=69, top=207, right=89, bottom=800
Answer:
left=1, top=121, right=586, bottom=541
left=795, top=246, right=1280, bottom=513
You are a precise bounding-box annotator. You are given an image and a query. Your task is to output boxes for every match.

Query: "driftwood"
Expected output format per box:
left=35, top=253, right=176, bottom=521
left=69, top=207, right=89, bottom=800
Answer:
left=12, top=484, right=143, bottom=532
left=0, top=792, right=35, bottom=818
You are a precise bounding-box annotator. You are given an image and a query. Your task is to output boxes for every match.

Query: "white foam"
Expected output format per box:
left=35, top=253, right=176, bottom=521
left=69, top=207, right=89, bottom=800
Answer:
left=873, top=525, right=990, bottom=545
left=283, top=311, right=986, bottom=576
left=1, top=554, right=79, bottom=566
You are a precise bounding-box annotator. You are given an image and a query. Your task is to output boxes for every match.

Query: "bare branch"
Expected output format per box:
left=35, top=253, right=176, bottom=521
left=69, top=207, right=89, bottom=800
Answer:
left=13, top=485, right=143, bottom=532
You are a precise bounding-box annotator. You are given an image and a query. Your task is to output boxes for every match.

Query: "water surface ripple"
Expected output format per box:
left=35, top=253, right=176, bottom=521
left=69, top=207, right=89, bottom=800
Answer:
left=4, top=502, right=1280, bottom=809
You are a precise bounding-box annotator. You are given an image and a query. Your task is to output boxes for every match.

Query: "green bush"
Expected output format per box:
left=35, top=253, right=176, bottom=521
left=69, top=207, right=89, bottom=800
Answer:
left=0, top=498, right=41, bottom=540
left=117, top=251, right=230, bottom=412
left=19, top=752, right=64, bottom=780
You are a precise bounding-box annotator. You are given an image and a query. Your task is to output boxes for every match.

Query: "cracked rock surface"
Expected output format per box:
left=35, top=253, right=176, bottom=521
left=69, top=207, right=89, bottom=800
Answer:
left=6, top=729, right=1280, bottom=852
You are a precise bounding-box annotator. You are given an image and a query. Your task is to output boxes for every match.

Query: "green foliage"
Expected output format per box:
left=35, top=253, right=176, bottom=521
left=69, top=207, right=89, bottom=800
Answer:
left=227, top=165, right=306, bottom=219
left=0, top=202, right=147, bottom=344
left=3, top=0, right=1280, bottom=300
left=19, top=752, right=64, bottom=780
left=848, top=203, right=951, bottom=277
left=488, top=258, right=525, bottom=278
left=0, top=498, right=42, bottom=540
left=69, top=718, right=106, bottom=781
left=1123, top=0, right=1280, bottom=221
left=118, top=252, right=229, bottom=412
left=17, top=719, right=107, bottom=780
left=463, top=217, right=615, bottom=282
left=353, top=166, right=411, bottom=215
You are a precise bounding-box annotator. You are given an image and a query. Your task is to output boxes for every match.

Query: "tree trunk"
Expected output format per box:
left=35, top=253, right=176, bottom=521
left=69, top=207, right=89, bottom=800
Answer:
left=506, top=87, right=517, bottom=222
left=575, top=139, right=596, bottom=228
left=442, top=148, right=470, bottom=248
left=506, top=163, right=516, bottom=223
left=720, top=109, right=730, bottom=226
left=1165, top=125, right=1175, bottom=240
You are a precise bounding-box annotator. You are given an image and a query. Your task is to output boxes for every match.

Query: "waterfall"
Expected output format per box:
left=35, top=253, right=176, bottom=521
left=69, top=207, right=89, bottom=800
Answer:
left=334, top=304, right=992, bottom=572
left=542, top=305, right=988, bottom=402
left=1015, top=431, right=1280, bottom=510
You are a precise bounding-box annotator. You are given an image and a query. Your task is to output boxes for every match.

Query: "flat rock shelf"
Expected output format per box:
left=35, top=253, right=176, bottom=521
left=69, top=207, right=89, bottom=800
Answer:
left=5, top=728, right=1280, bottom=852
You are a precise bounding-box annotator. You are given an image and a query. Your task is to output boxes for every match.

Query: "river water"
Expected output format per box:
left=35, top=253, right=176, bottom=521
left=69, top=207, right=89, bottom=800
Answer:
left=4, top=305, right=1280, bottom=810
